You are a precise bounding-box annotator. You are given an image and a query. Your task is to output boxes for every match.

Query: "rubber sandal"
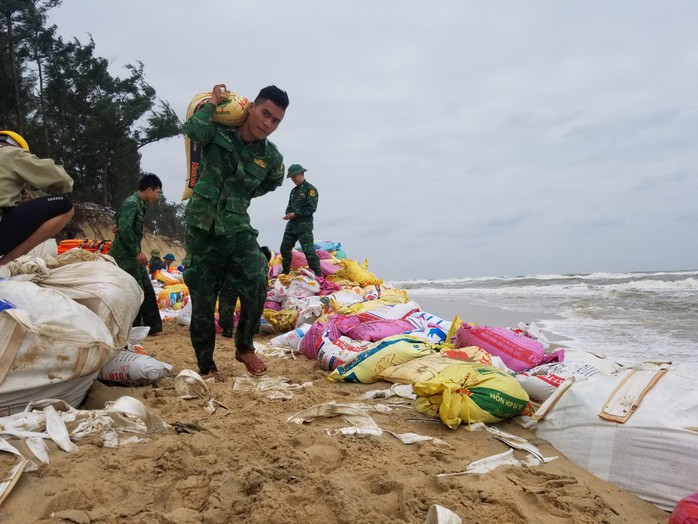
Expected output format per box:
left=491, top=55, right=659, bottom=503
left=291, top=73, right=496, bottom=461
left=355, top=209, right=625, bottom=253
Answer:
left=235, top=350, right=267, bottom=376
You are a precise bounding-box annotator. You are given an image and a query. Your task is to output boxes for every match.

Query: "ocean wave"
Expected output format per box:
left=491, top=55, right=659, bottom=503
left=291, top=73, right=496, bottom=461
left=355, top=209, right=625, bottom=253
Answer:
left=604, top=278, right=698, bottom=294
left=389, top=270, right=698, bottom=290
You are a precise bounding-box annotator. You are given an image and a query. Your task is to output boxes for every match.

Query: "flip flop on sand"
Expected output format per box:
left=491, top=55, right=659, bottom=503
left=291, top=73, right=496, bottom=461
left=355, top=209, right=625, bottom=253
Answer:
left=235, top=350, right=267, bottom=376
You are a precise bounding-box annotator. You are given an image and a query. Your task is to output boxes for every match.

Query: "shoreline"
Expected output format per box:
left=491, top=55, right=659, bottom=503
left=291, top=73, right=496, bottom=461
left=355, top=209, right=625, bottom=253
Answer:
left=410, top=294, right=571, bottom=345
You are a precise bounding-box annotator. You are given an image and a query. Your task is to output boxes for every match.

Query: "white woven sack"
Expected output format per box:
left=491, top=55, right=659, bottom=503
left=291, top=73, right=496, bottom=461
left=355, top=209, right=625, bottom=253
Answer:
left=536, top=362, right=698, bottom=511
left=35, top=260, right=142, bottom=348
left=0, top=280, right=116, bottom=414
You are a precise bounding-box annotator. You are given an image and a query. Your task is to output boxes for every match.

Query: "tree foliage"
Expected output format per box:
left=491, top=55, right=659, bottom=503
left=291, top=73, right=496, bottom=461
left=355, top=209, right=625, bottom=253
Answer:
left=0, top=0, right=184, bottom=239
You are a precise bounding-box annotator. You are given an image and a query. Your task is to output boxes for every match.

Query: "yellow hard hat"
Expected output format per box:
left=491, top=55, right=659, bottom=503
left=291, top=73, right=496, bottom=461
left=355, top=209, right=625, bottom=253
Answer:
left=0, top=130, right=29, bottom=151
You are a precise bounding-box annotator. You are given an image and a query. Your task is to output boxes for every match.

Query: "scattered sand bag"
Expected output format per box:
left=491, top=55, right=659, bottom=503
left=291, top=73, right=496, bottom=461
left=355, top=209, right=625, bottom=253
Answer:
left=328, top=334, right=436, bottom=383
left=335, top=259, right=383, bottom=286
left=516, top=349, right=623, bottom=402
left=378, top=287, right=409, bottom=304
left=414, top=363, right=533, bottom=428
left=263, top=309, right=298, bottom=333
left=99, top=351, right=173, bottom=385
left=346, top=319, right=414, bottom=342
left=380, top=347, right=493, bottom=384
left=317, top=335, right=370, bottom=371
left=455, top=323, right=546, bottom=372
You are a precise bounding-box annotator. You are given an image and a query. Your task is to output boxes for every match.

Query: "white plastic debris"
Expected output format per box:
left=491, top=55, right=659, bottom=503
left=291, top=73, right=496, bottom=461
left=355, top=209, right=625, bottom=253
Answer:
left=232, top=376, right=313, bottom=400
left=425, top=504, right=462, bottom=524
left=288, top=401, right=450, bottom=446
left=174, top=369, right=229, bottom=414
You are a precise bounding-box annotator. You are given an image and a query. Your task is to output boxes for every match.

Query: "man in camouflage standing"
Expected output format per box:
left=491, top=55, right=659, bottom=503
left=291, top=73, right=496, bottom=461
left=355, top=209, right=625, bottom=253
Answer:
left=183, top=83, right=288, bottom=377
left=110, top=174, right=163, bottom=336
left=280, top=164, right=322, bottom=277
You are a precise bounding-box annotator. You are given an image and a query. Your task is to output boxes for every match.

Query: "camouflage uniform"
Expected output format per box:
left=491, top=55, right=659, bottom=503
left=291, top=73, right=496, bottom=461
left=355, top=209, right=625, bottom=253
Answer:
left=280, top=179, right=321, bottom=276
left=109, top=192, right=163, bottom=334
left=183, top=102, right=284, bottom=374
left=218, top=249, right=269, bottom=335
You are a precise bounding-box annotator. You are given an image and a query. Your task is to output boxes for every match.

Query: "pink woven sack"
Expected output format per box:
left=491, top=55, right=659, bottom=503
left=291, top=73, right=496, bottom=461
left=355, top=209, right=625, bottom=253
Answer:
left=455, top=324, right=546, bottom=372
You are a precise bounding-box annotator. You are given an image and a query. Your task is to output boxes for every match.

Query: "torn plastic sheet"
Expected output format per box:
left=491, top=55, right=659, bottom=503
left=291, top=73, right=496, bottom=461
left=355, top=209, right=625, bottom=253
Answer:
left=254, top=340, right=296, bottom=360
left=288, top=401, right=450, bottom=446
left=360, top=383, right=416, bottom=401
left=436, top=424, right=558, bottom=476
left=233, top=376, right=313, bottom=400
left=470, top=423, right=548, bottom=462
left=174, top=369, right=230, bottom=414
left=0, top=438, right=30, bottom=507
left=0, top=396, right=168, bottom=507
left=425, top=504, right=463, bottom=524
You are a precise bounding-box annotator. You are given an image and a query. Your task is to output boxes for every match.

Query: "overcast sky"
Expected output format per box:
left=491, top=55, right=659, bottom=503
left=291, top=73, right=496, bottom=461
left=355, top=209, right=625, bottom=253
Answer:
left=48, top=1, right=698, bottom=280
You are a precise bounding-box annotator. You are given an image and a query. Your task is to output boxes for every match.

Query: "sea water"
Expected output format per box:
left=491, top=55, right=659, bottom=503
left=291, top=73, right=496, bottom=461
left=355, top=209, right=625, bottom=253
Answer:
left=388, top=270, right=698, bottom=365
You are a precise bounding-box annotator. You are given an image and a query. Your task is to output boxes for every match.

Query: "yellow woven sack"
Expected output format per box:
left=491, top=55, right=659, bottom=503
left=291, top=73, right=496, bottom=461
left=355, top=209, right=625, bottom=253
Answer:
left=162, top=283, right=189, bottom=296
left=379, top=288, right=409, bottom=304
left=335, top=298, right=392, bottom=316
left=182, top=88, right=250, bottom=200
left=335, top=259, right=383, bottom=286
left=414, top=364, right=532, bottom=429
left=262, top=309, right=298, bottom=333
left=379, top=346, right=493, bottom=384
left=325, top=275, right=357, bottom=287
left=156, top=271, right=182, bottom=287
left=328, top=334, right=435, bottom=383
left=441, top=315, right=464, bottom=349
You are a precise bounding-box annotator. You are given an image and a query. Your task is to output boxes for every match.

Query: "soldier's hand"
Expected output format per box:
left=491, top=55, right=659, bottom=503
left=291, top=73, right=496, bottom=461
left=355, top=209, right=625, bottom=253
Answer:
left=283, top=213, right=295, bottom=220
left=209, top=84, right=226, bottom=106
left=136, top=252, right=147, bottom=265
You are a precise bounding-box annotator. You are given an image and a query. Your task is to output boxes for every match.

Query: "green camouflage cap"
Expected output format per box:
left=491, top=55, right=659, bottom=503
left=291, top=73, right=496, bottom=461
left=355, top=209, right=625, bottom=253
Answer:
left=287, top=164, right=307, bottom=178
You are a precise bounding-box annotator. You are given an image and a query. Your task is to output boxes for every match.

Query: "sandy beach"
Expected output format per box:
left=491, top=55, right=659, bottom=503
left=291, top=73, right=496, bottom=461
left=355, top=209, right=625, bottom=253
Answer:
left=0, top=318, right=669, bottom=523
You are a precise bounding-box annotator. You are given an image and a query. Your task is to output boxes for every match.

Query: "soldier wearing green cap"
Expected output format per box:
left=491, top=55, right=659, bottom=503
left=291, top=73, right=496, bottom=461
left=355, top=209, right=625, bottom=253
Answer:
left=148, top=249, right=166, bottom=279
left=183, top=83, right=289, bottom=377
left=280, top=164, right=322, bottom=277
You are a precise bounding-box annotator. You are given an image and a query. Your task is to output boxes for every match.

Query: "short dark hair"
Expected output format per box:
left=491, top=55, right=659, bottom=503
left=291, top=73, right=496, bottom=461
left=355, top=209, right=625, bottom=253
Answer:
left=254, top=86, right=289, bottom=110
left=260, top=245, right=272, bottom=262
left=139, top=174, right=162, bottom=191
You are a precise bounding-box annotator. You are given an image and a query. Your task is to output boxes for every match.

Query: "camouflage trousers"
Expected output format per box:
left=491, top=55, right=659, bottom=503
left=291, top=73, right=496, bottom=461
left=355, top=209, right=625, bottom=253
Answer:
left=280, top=225, right=322, bottom=276
left=218, top=249, right=270, bottom=332
left=113, top=256, right=162, bottom=335
left=183, top=226, right=267, bottom=374
left=217, top=279, right=238, bottom=333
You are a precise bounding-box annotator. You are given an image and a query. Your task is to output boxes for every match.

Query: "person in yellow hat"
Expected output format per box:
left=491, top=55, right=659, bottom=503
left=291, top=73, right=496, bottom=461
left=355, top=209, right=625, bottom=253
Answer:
left=0, top=130, right=74, bottom=265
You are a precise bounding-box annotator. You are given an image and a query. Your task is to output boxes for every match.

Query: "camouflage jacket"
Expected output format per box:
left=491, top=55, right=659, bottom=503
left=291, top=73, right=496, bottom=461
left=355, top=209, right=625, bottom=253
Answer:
left=285, top=180, right=318, bottom=232
left=109, top=192, right=146, bottom=260
left=184, top=102, right=285, bottom=235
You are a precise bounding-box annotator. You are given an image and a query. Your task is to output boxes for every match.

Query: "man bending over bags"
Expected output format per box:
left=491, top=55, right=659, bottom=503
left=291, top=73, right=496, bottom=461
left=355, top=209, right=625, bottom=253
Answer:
left=183, top=83, right=289, bottom=378
left=0, top=130, right=74, bottom=265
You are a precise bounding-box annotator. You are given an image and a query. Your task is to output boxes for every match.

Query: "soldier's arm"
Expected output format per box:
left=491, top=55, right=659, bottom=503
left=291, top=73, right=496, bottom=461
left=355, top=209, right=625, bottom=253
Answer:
left=184, top=102, right=219, bottom=146
left=251, top=159, right=285, bottom=198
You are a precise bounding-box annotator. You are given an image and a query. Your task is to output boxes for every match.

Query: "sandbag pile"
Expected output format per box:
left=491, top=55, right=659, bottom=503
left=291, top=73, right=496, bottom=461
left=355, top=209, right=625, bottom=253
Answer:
left=264, top=244, right=697, bottom=510
left=263, top=242, right=551, bottom=428
left=0, top=250, right=168, bottom=413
